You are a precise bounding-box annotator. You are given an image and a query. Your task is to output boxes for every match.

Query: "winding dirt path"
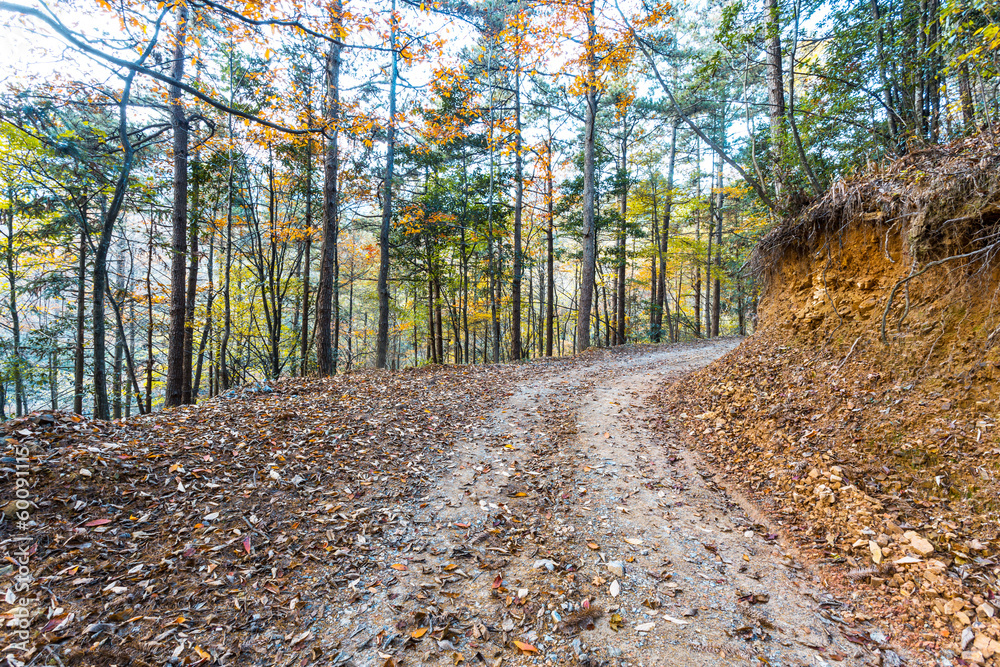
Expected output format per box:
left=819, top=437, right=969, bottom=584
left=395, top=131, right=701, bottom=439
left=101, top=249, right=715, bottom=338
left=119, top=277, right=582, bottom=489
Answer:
left=327, top=340, right=898, bottom=667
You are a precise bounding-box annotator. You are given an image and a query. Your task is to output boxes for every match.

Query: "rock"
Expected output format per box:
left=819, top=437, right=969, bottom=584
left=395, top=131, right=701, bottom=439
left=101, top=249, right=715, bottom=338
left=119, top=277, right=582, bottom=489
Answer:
left=814, top=484, right=836, bottom=505
left=974, top=633, right=998, bottom=659
left=955, top=611, right=972, bottom=626
left=681, top=608, right=698, bottom=617
left=978, top=602, right=995, bottom=619
left=869, top=540, right=883, bottom=564
left=962, top=627, right=976, bottom=650
left=533, top=559, right=557, bottom=572
left=2, top=500, right=20, bottom=519
left=884, top=520, right=904, bottom=536
left=609, top=580, right=620, bottom=597
left=962, top=649, right=985, bottom=664
left=635, top=622, right=655, bottom=632
left=903, top=531, right=934, bottom=556
left=606, top=561, right=625, bottom=577
left=944, top=599, right=966, bottom=615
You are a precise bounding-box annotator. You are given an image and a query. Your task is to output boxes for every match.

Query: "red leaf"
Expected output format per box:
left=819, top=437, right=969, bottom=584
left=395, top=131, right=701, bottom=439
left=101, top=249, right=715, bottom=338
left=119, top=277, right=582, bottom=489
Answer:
left=243, top=535, right=252, bottom=553
left=84, top=519, right=111, bottom=527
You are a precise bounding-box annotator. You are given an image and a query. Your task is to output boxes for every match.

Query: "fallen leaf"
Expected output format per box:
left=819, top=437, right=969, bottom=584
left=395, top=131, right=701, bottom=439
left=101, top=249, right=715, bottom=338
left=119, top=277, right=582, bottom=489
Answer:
left=512, top=640, right=538, bottom=654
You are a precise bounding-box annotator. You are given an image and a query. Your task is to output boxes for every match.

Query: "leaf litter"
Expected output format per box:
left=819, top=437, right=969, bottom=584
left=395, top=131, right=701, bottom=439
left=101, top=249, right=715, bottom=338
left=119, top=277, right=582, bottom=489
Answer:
left=0, top=341, right=910, bottom=667
left=0, top=365, right=521, bottom=666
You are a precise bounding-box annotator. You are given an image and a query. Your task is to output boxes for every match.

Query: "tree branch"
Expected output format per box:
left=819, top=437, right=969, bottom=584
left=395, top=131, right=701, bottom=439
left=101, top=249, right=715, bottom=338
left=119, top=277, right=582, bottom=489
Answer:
left=0, top=1, right=327, bottom=137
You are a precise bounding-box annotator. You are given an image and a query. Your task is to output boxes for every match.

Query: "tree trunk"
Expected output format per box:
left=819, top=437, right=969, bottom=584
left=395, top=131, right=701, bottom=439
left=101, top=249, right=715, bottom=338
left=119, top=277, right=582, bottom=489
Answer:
left=511, top=38, right=524, bottom=362
left=427, top=273, right=436, bottom=364
left=712, top=152, right=723, bottom=338
left=657, top=121, right=677, bottom=342
left=575, top=0, right=599, bottom=353
left=3, top=201, right=24, bottom=417
left=220, top=43, right=235, bottom=391
left=435, top=275, right=444, bottom=363
left=113, top=253, right=124, bottom=419
left=545, top=142, right=555, bottom=357
left=693, top=141, right=702, bottom=338
left=375, top=1, right=397, bottom=369
left=193, top=234, right=214, bottom=399
left=765, top=0, right=786, bottom=203
left=75, top=221, right=87, bottom=415
left=705, top=180, right=714, bottom=338
left=650, top=183, right=658, bottom=340
left=616, top=135, right=627, bottom=345
left=145, top=218, right=153, bottom=412
left=182, top=154, right=200, bottom=404
left=164, top=2, right=189, bottom=408
left=317, top=30, right=342, bottom=376
left=959, top=60, right=975, bottom=134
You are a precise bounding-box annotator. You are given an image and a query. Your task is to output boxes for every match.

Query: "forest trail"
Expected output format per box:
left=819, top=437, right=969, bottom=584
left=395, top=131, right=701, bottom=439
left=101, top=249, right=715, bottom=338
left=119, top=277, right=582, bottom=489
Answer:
left=328, top=340, right=900, bottom=667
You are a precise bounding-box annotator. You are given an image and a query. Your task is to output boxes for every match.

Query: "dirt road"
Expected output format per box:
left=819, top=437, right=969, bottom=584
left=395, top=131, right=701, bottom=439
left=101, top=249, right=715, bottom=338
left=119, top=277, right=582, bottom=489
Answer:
left=321, top=340, right=897, bottom=667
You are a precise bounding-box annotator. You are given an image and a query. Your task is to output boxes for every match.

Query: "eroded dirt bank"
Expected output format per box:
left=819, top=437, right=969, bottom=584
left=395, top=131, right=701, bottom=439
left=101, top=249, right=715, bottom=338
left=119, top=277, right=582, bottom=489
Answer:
left=662, top=136, right=1000, bottom=667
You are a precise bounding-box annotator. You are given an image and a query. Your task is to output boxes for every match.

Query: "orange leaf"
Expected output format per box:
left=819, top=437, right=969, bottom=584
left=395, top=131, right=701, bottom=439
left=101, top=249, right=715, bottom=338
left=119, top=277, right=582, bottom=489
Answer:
left=411, top=627, right=428, bottom=638
left=391, top=563, right=408, bottom=571
left=513, top=640, right=538, bottom=654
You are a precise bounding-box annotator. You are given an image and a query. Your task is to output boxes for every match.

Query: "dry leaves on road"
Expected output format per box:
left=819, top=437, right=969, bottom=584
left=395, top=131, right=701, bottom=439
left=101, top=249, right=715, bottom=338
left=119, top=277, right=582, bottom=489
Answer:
left=0, top=365, right=520, bottom=666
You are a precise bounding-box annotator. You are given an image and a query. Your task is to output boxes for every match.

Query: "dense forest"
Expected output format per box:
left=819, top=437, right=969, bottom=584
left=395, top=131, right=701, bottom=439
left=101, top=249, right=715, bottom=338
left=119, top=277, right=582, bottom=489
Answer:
left=0, top=0, right=997, bottom=419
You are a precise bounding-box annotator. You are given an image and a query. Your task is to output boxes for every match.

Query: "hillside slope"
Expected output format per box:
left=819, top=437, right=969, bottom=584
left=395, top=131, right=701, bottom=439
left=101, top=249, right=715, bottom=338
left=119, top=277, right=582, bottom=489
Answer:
left=660, top=135, right=1000, bottom=666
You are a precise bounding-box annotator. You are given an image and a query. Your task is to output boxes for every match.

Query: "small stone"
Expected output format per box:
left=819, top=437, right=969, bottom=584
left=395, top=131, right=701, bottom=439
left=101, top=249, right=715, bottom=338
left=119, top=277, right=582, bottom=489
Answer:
left=977, top=602, right=995, bottom=619
left=962, top=627, right=976, bottom=650
left=903, top=530, right=934, bottom=556
left=609, top=580, right=620, bottom=597
left=974, top=633, right=998, bottom=659
left=533, top=559, right=557, bottom=571
left=944, top=599, right=966, bottom=615
left=606, top=561, right=625, bottom=577
left=681, top=608, right=698, bottom=617
left=869, top=540, right=883, bottom=564
left=635, top=622, right=655, bottom=632
left=2, top=501, right=20, bottom=519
